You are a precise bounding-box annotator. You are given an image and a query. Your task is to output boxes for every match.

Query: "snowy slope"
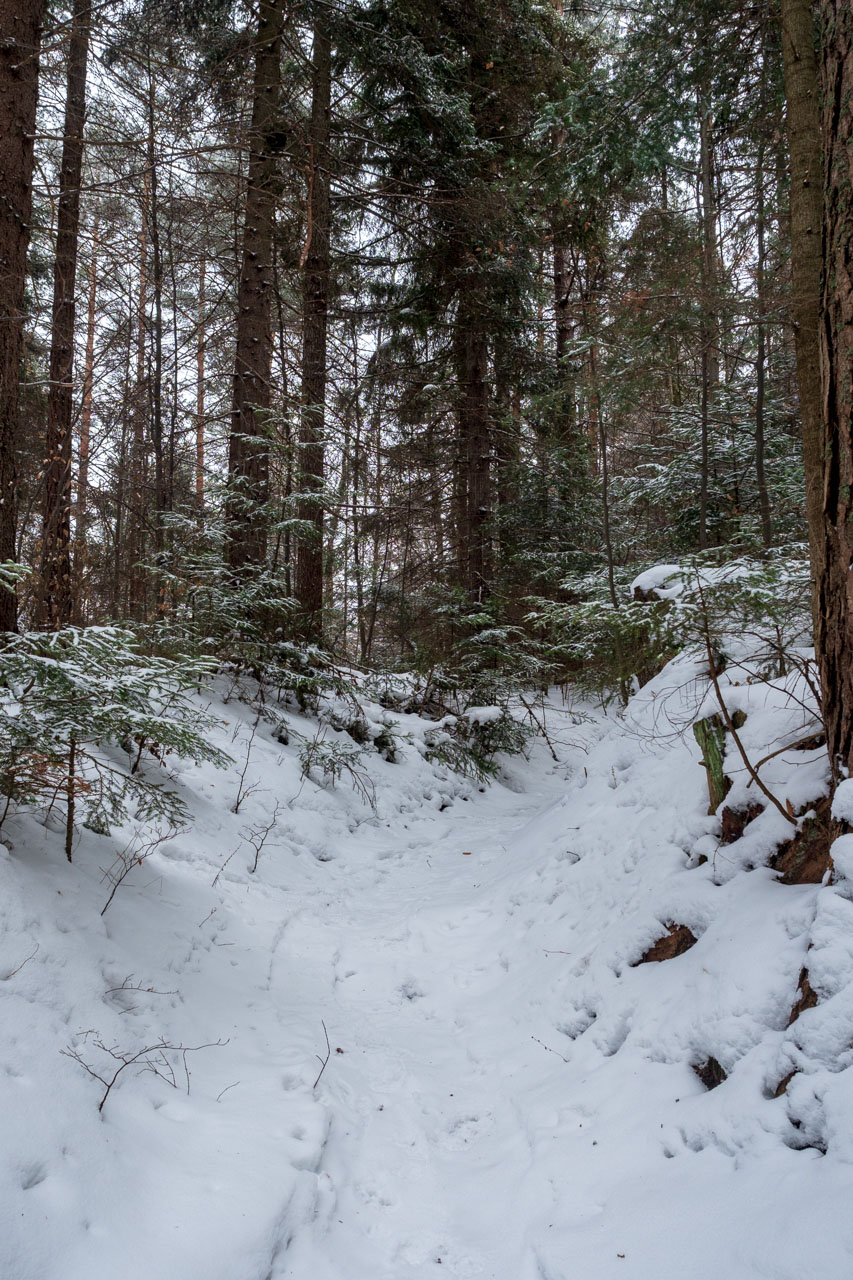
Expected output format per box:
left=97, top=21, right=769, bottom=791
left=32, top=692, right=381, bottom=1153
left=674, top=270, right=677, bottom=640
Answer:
left=1, top=665, right=852, bottom=1280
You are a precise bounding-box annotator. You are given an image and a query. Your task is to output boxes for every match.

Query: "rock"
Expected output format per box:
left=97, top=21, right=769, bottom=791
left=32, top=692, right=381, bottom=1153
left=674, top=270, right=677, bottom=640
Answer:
left=787, top=967, right=819, bottom=1025
left=693, top=1057, right=727, bottom=1090
left=770, top=796, right=833, bottom=884
left=720, top=801, right=764, bottom=845
left=635, top=923, right=698, bottom=964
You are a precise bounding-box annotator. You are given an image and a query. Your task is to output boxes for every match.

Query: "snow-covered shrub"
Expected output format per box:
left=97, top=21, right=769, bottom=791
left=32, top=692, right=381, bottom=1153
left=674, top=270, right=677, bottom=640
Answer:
left=530, top=548, right=812, bottom=705
left=296, top=730, right=375, bottom=806
left=0, top=627, right=230, bottom=855
left=425, top=706, right=529, bottom=782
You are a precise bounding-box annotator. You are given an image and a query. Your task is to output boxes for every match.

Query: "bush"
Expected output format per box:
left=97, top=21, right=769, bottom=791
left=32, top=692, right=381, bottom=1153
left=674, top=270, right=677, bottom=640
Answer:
left=0, top=627, right=230, bottom=858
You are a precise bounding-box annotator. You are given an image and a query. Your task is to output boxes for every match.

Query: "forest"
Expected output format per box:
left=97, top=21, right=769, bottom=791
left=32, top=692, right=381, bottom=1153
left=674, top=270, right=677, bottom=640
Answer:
left=2, top=1, right=853, bottom=1277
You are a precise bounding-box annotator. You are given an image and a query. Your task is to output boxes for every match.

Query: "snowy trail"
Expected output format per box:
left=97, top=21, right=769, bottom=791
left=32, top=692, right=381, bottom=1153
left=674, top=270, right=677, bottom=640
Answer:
left=3, top=678, right=853, bottom=1280
left=271, top=791, right=561, bottom=1280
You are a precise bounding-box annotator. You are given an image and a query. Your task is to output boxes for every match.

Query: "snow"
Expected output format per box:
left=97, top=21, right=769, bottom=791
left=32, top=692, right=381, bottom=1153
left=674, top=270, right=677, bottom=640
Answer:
left=1, top=664, right=853, bottom=1279
left=630, top=563, right=682, bottom=598
left=461, top=705, right=503, bottom=725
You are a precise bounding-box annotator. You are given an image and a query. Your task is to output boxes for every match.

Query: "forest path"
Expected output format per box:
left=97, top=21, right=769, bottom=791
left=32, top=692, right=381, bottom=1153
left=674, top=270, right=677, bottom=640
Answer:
left=262, top=758, right=577, bottom=1280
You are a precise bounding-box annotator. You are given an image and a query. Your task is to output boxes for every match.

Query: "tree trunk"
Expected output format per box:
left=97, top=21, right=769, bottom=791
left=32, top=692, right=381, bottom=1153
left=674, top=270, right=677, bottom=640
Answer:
left=780, top=0, right=824, bottom=607
left=454, top=303, right=491, bottom=603
left=226, top=0, right=285, bottom=572
left=128, top=171, right=149, bottom=618
left=38, top=0, right=90, bottom=628
left=0, top=0, right=45, bottom=631
left=196, top=254, right=206, bottom=515
left=296, top=11, right=331, bottom=637
left=698, top=102, right=720, bottom=551
left=817, top=0, right=853, bottom=774
left=73, top=217, right=98, bottom=622
left=755, top=23, right=773, bottom=549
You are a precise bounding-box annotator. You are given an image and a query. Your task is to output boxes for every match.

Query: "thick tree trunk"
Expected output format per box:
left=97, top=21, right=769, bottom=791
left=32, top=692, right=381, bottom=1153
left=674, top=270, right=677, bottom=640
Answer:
left=0, top=0, right=45, bottom=631
left=226, top=0, right=285, bottom=572
left=817, top=1, right=853, bottom=774
left=454, top=303, right=491, bottom=602
left=553, top=234, right=578, bottom=452
left=780, top=0, right=825, bottom=608
left=296, top=12, right=331, bottom=637
left=38, top=0, right=90, bottom=628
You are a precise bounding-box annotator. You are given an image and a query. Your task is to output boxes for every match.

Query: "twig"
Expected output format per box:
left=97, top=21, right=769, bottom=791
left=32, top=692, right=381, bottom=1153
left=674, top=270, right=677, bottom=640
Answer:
left=216, top=1081, right=240, bottom=1103
left=212, top=843, right=241, bottom=888
left=2, top=941, right=39, bottom=980
left=62, top=1035, right=228, bottom=1113
left=313, top=1020, right=331, bottom=1088
left=518, top=693, right=559, bottom=761
left=531, top=1034, right=570, bottom=1063
left=752, top=732, right=826, bottom=773
left=246, top=802, right=283, bottom=874
left=100, top=825, right=181, bottom=915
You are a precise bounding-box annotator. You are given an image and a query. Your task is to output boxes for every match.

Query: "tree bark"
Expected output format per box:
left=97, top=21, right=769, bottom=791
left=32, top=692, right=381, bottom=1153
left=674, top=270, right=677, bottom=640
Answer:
left=128, top=170, right=149, bottom=619
left=0, top=0, right=45, bottom=630
left=38, top=0, right=90, bottom=628
left=196, top=254, right=205, bottom=514
left=755, top=22, right=773, bottom=549
left=454, top=300, right=491, bottom=603
left=73, top=216, right=98, bottom=622
left=226, top=0, right=285, bottom=572
left=817, top=0, right=853, bottom=774
left=296, top=10, right=331, bottom=636
left=698, top=102, right=720, bottom=551
left=780, top=0, right=825, bottom=608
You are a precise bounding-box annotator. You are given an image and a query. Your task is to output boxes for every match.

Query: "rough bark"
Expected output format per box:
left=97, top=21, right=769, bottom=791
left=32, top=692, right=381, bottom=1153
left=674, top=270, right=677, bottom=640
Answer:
left=817, top=0, right=853, bottom=774
left=780, top=0, right=825, bottom=603
left=196, top=254, right=205, bottom=514
left=73, top=217, right=98, bottom=622
left=226, top=0, right=285, bottom=572
left=0, top=0, right=45, bottom=630
left=698, top=103, right=720, bottom=551
left=128, top=171, right=149, bottom=618
left=755, top=20, right=773, bottom=549
left=296, top=11, right=331, bottom=636
left=454, top=299, right=492, bottom=603
left=38, top=0, right=90, bottom=628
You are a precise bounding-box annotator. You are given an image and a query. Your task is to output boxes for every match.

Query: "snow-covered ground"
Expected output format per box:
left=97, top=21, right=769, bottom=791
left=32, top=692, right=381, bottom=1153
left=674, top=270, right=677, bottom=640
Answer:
left=2, top=661, right=852, bottom=1279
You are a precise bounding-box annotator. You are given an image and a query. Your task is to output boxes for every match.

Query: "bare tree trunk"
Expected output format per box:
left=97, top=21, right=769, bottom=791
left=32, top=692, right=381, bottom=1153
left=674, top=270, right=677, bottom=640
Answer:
left=128, top=171, right=149, bottom=618
left=780, top=0, right=824, bottom=607
left=226, top=0, right=285, bottom=572
left=146, top=76, right=165, bottom=554
left=73, top=217, right=98, bottom=622
left=196, top=254, right=205, bottom=514
left=454, top=285, right=492, bottom=603
left=817, top=0, right=853, bottom=775
left=755, top=20, right=773, bottom=549
left=296, top=11, right=331, bottom=638
left=38, top=0, right=90, bottom=628
left=0, top=0, right=45, bottom=631
left=698, top=102, right=720, bottom=551
left=590, top=341, right=617, bottom=609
